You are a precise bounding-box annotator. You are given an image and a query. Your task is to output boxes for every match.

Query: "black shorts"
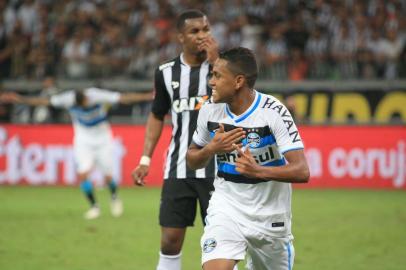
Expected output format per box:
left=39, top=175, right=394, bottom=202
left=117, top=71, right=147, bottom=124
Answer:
left=159, top=178, right=214, bottom=228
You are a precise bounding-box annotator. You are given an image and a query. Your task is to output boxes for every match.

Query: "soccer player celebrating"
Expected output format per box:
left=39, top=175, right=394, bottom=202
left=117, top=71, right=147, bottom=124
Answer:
left=131, top=10, right=219, bottom=270
left=2, top=87, right=152, bottom=219
left=186, top=47, right=310, bottom=270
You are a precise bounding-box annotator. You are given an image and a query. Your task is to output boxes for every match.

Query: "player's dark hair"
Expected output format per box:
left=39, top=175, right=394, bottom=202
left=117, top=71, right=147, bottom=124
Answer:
left=176, top=9, right=206, bottom=31
left=75, top=90, right=86, bottom=107
left=219, top=47, right=258, bottom=88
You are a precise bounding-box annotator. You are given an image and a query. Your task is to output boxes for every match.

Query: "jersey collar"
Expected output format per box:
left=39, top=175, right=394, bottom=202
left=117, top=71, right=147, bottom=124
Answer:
left=180, top=53, right=208, bottom=67
left=225, top=90, right=261, bottom=123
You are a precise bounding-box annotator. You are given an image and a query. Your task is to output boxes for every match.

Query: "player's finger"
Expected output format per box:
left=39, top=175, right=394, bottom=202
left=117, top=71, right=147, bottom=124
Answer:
left=218, top=123, right=225, bottom=133
left=136, top=179, right=144, bottom=186
left=226, top=130, right=245, bottom=143
left=233, top=143, right=245, bottom=156
left=133, top=174, right=145, bottom=186
left=225, top=128, right=245, bottom=139
left=245, top=147, right=251, bottom=155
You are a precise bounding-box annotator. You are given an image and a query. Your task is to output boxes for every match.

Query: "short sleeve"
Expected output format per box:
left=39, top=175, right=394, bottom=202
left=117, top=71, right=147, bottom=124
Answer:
left=50, top=91, right=75, bottom=108
left=86, top=88, right=121, bottom=105
left=192, top=103, right=211, bottom=147
left=151, top=68, right=171, bottom=118
left=270, top=106, right=304, bottom=154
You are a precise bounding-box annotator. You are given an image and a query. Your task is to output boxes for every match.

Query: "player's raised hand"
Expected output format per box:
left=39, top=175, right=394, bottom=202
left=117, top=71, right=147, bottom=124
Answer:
left=0, top=92, right=22, bottom=103
left=199, top=36, right=219, bottom=64
left=131, top=165, right=149, bottom=186
left=207, top=124, right=245, bottom=154
left=234, top=144, right=260, bottom=178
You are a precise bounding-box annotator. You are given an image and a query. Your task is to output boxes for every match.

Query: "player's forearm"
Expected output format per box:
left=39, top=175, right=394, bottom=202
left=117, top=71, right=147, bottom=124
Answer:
left=186, top=145, right=215, bottom=170
left=142, top=113, right=164, bottom=157
left=20, top=96, right=50, bottom=106
left=256, top=161, right=310, bottom=183
left=120, top=92, right=153, bottom=104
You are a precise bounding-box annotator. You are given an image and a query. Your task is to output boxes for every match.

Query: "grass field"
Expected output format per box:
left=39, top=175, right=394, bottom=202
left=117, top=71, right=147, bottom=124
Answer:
left=0, top=187, right=405, bottom=270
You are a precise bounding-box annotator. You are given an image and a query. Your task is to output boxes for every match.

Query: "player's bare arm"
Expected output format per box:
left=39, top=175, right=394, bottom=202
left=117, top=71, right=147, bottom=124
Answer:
left=131, top=112, right=164, bottom=186
left=186, top=124, right=245, bottom=170
left=0, top=92, right=50, bottom=106
left=234, top=145, right=310, bottom=183
left=119, top=91, right=153, bottom=104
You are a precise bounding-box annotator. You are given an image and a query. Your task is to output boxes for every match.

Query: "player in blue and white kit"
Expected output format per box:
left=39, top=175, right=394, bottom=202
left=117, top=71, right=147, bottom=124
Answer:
left=186, top=47, right=310, bottom=270
left=4, top=88, right=152, bottom=219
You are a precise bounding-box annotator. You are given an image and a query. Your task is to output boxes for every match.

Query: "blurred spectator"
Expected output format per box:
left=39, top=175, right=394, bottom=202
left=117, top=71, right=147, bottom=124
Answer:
left=376, top=28, right=405, bottom=79
left=9, top=21, right=30, bottom=78
left=0, top=8, right=12, bottom=79
left=62, top=29, right=90, bottom=79
left=331, top=24, right=357, bottom=79
left=399, top=45, right=406, bottom=78
left=263, top=27, right=288, bottom=80
left=285, top=14, right=308, bottom=51
left=240, top=14, right=263, bottom=51
left=288, top=48, right=308, bottom=81
left=27, top=31, right=54, bottom=78
left=305, top=26, right=329, bottom=79
left=16, top=0, right=38, bottom=36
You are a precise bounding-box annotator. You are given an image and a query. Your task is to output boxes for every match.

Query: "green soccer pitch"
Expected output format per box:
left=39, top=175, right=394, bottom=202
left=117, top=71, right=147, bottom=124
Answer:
left=0, top=186, right=405, bottom=270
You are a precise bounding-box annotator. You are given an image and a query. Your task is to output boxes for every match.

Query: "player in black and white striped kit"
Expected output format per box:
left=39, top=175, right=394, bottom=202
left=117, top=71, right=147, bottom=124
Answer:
left=132, top=10, right=219, bottom=270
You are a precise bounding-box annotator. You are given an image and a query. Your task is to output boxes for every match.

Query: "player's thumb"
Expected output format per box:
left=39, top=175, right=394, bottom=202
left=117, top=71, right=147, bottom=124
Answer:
left=218, top=123, right=225, bottom=133
left=245, top=146, right=251, bottom=156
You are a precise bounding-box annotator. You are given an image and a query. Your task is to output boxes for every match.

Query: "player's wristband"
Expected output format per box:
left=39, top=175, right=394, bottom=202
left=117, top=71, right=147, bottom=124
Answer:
left=139, top=155, right=151, bottom=166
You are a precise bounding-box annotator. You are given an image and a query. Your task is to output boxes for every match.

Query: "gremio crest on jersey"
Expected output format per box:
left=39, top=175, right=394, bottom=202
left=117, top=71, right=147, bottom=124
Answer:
left=203, top=238, right=217, bottom=253
left=247, top=132, right=261, bottom=148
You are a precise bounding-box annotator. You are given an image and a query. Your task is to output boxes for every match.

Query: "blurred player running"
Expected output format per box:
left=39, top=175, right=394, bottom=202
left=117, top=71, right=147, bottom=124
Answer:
left=2, top=87, right=152, bottom=219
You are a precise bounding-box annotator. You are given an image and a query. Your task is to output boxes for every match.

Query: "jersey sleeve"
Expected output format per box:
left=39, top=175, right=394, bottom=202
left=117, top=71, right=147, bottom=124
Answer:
left=270, top=105, right=304, bottom=154
left=151, top=68, right=171, bottom=118
left=192, top=103, right=211, bottom=147
left=49, top=91, right=75, bottom=108
left=86, top=87, right=121, bottom=105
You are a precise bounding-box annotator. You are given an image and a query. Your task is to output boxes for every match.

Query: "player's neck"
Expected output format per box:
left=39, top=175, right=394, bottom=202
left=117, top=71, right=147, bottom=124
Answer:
left=182, top=51, right=206, bottom=67
left=228, top=89, right=255, bottom=116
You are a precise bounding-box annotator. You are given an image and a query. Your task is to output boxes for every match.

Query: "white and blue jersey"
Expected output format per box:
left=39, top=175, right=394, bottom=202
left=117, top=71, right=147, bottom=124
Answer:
left=192, top=90, right=304, bottom=236
left=50, top=88, right=121, bottom=174
left=50, top=87, right=120, bottom=144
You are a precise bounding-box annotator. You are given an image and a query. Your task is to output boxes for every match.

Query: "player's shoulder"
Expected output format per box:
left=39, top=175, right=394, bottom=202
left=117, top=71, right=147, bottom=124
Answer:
left=157, top=56, right=179, bottom=71
left=258, top=92, right=287, bottom=110
left=53, top=89, right=74, bottom=99
left=257, top=91, right=293, bottom=119
left=199, top=99, right=225, bottom=114
left=84, top=87, right=104, bottom=93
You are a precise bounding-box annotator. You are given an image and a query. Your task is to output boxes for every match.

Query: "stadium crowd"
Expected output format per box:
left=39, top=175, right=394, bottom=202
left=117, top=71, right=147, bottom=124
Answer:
left=1, top=0, right=406, bottom=81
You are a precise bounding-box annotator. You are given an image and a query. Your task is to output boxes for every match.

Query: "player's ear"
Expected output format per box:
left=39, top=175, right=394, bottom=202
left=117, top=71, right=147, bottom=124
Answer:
left=235, top=75, right=245, bottom=89
left=178, top=33, right=184, bottom=44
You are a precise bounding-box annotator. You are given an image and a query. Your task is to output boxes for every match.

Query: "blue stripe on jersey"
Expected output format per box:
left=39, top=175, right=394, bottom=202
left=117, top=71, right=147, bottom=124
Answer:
left=225, top=105, right=234, bottom=119
left=282, top=147, right=304, bottom=154
left=225, top=92, right=262, bottom=123
left=235, top=93, right=261, bottom=123
left=286, top=242, right=292, bottom=270
left=69, top=104, right=108, bottom=127
left=218, top=158, right=286, bottom=175
left=76, top=116, right=108, bottom=127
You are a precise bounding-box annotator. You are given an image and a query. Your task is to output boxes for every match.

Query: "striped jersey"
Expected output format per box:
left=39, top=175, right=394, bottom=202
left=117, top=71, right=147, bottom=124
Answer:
left=192, top=90, right=304, bottom=236
left=152, top=53, right=215, bottom=180
left=50, top=87, right=120, bottom=143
